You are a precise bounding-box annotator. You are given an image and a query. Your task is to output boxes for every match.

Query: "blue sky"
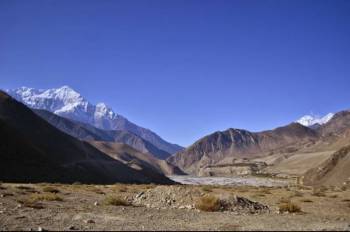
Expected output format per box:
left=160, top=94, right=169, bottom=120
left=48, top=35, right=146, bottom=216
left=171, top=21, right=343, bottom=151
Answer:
left=1, top=0, right=350, bottom=146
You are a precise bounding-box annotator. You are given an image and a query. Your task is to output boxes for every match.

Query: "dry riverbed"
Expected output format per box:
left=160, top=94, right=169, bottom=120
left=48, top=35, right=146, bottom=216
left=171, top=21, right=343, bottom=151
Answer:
left=0, top=181, right=350, bottom=231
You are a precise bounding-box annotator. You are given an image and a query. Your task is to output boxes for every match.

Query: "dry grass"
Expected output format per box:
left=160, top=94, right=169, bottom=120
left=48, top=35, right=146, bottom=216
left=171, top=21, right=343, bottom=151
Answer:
left=278, top=200, right=302, bottom=213
left=42, top=186, right=60, bottom=194
left=112, top=185, right=128, bottom=193
left=15, top=185, right=37, bottom=193
left=195, top=195, right=221, bottom=212
left=103, top=195, right=130, bottom=206
left=17, top=199, right=45, bottom=209
left=29, top=193, right=63, bottom=202
left=17, top=192, right=62, bottom=209
left=89, top=187, right=105, bottom=195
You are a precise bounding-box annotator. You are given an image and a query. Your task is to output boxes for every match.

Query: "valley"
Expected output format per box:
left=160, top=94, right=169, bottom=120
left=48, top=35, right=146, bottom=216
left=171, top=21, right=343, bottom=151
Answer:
left=1, top=87, right=350, bottom=231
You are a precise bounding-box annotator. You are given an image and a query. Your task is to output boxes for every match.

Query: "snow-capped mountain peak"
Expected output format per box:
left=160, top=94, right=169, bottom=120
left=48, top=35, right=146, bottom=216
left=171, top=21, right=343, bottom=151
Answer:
left=5, top=85, right=184, bottom=155
left=296, top=113, right=334, bottom=127
left=6, top=86, right=113, bottom=124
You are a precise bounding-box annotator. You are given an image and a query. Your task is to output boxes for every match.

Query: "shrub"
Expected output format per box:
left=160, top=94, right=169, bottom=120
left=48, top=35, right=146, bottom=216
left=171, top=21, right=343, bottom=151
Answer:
left=29, top=193, right=63, bottom=202
left=16, top=186, right=36, bottom=191
left=195, top=195, right=221, bottom=212
left=42, top=186, right=60, bottom=194
left=278, top=201, right=302, bottom=213
left=104, top=196, right=130, bottom=206
left=17, top=199, right=44, bottom=209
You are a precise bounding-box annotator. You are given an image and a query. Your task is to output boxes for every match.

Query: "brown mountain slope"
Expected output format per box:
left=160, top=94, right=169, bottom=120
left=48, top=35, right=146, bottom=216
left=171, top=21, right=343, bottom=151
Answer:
left=0, top=91, right=173, bottom=184
left=303, top=145, right=350, bottom=187
left=34, top=109, right=171, bottom=159
left=168, top=123, right=319, bottom=175
left=90, top=142, right=185, bottom=176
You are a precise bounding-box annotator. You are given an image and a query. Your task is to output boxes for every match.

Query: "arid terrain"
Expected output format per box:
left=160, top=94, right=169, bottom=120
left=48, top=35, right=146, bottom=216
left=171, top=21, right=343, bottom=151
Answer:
left=1, top=181, right=350, bottom=231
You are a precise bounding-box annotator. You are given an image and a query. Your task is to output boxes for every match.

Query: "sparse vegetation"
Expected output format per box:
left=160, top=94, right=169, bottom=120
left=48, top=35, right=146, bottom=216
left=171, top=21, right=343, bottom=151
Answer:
left=89, top=187, right=105, bottom=195
left=104, top=195, right=130, bottom=206
left=328, top=194, right=338, bottom=199
left=112, top=185, right=128, bottom=193
left=29, top=193, right=63, bottom=202
left=195, top=195, right=221, bottom=212
left=16, top=185, right=36, bottom=192
left=342, top=199, right=350, bottom=202
left=42, top=186, right=60, bottom=194
left=278, top=200, right=302, bottom=213
left=17, top=199, right=45, bottom=209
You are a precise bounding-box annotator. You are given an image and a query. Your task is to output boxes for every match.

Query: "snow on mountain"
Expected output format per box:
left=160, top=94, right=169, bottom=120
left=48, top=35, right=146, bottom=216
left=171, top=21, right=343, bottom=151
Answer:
left=296, top=113, right=334, bottom=127
left=6, top=86, right=183, bottom=155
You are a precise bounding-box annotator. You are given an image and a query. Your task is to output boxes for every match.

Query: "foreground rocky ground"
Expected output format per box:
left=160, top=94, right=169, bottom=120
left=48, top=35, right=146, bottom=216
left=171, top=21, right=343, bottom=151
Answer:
left=0, top=181, right=350, bottom=231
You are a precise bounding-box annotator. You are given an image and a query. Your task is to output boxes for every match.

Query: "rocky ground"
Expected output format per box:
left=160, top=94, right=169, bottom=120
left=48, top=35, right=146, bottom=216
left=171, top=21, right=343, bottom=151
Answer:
left=0, top=181, right=350, bottom=231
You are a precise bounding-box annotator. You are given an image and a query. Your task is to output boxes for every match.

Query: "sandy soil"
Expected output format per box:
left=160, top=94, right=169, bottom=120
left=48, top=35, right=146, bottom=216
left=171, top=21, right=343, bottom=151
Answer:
left=0, top=182, right=350, bottom=231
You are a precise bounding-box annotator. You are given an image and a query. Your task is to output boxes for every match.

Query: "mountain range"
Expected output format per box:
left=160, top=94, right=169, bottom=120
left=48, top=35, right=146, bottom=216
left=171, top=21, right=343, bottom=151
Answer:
left=0, top=90, right=174, bottom=184
left=168, top=110, right=350, bottom=185
left=6, top=86, right=183, bottom=157
left=2, top=85, right=350, bottom=187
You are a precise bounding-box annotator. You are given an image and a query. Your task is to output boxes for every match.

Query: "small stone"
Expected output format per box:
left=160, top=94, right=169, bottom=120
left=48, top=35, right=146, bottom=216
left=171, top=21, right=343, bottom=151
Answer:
left=84, top=219, right=95, bottom=224
left=0, top=211, right=3, bottom=214
left=94, top=201, right=99, bottom=206
left=68, top=226, right=78, bottom=230
left=121, top=207, right=125, bottom=211
left=37, top=227, right=47, bottom=232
